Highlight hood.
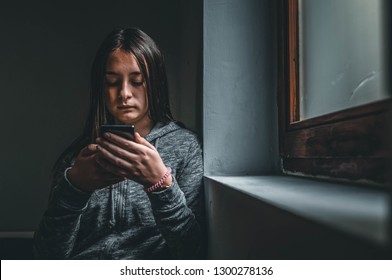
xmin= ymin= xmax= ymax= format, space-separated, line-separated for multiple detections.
xmin=145 ymin=122 xmax=182 ymax=143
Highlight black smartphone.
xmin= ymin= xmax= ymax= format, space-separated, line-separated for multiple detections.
xmin=99 ymin=125 xmax=135 ymax=141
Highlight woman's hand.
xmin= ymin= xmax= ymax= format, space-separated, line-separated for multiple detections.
xmin=67 ymin=144 xmax=125 ymax=192
xmin=95 ymin=132 xmax=172 ymax=187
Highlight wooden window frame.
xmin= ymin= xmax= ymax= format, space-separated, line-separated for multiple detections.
xmin=278 ymin=0 xmax=392 ymax=187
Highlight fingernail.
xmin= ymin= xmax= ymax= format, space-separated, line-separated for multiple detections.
xmin=104 ymin=133 xmax=110 ymax=138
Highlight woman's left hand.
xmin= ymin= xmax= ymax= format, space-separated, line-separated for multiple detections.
xmin=95 ymin=132 xmax=172 ymax=187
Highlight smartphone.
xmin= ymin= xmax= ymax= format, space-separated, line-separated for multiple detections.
xmin=99 ymin=124 xmax=135 ymax=141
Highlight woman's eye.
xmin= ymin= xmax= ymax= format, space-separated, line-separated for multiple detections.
xmin=131 ymin=81 xmax=144 ymax=87
xmin=105 ymin=80 xmax=117 ymax=86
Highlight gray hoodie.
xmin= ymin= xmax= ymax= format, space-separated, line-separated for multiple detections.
xmin=34 ymin=122 xmax=205 ymax=259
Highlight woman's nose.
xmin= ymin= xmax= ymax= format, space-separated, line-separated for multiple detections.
xmin=119 ymin=82 xmax=132 ymax=101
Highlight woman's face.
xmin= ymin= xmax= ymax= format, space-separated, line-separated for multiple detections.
xmin=104 ymin=49 xmax=152 ymax=128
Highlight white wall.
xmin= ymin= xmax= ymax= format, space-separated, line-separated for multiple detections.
xmin=203 ymin=0 xmax=279 ymax=176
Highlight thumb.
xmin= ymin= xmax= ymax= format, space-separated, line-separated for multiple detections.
xmin=135 ymin=132 xmax=156 ymax=151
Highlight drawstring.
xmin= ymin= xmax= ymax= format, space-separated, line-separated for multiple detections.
xmin=109 ymin=185 xmax=116 ymax=229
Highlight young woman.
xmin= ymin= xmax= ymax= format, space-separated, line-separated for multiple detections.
xmin=34 ymin=28 xmax=204 ymax=259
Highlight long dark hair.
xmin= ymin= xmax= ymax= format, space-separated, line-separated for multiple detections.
xmin=53 ymin=27 xmax=174 ymax=173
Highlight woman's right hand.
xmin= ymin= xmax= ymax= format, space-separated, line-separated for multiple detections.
xmin=67 ymin=144 xmax=124 ymax=192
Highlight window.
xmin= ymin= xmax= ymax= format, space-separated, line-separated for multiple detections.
xmin=278 ymin=0 xmax=392 ymax=186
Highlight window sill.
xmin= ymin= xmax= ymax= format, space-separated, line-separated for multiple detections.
xmin=205 ymin=175 xmax=390 ymax=246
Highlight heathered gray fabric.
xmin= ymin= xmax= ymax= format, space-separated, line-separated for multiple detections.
xmin=34 ymin=122 xmax=204 ymax=259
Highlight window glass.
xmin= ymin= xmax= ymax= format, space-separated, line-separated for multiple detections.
xmin=299 ymin=0 xmax=389 ymax=120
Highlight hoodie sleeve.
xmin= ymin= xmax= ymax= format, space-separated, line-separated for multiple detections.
xmin=147 ymin=138 xmax=205 ymax=259
xmin=33 ymin=158 xmax=93 ymax=259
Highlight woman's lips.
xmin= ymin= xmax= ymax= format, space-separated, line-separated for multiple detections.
xmin=118 ymin=105 xmax=136 ymax=110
